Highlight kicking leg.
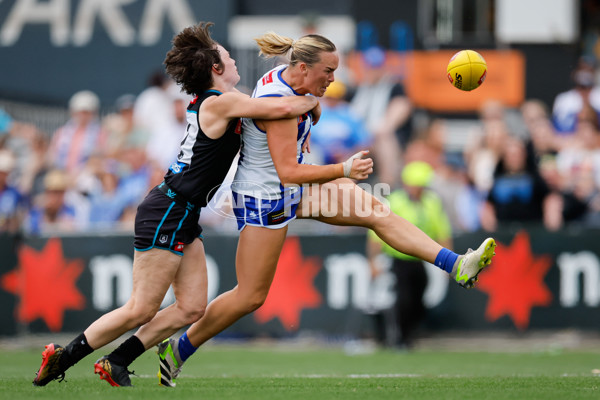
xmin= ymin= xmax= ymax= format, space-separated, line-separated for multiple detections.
xmin=298 ymin=178 xmax=495 ymax=287
xmin=298 ymin=178 xmax=442 ymax=262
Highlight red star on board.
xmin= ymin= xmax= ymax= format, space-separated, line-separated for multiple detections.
xmin=477 ymin=231 xmax=552 ymax=330
xmin=254 ymin=237 xmax=322 ymax=331
xmin=1 ymin=238 xmax=85 ymax=331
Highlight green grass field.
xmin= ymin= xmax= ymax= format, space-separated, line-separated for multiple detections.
xmin=2 ymin=341 xmax=599 ymax=400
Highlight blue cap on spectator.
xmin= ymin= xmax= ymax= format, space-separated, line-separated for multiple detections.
xmin=0 ymin=108 xmax=13 ymax=135
xmin=362 ymin=46 xmax=386 ymax=68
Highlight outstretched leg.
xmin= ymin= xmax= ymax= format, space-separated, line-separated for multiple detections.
xmin=297 ymin=178 xmax=442 ymax=262
xmin=297 ymin=178 xmax=495 ymax=287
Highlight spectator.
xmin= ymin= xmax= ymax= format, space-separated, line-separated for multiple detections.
xmin=552 ymin=56 xmax=600 ymax=135
xmin=118 ymin=146 xmax=153 ymax=209
xmin=431 ymin=153 xmax=483 ymax=234
xmin=521 ymin=99 xmax=550 ymax=130
xmin=146 ymin=96 xmax=188 ymax=169
xmin=404 ymin=118 xmax=446 ymax=172
xmin=86 ymin=160 xmax=130 ymax=230
xmin=464 ymin=118 xmax=510 ymax=194
xmin=402 ymin=118 xmax=481 ymax=232
xmin=555 ymin=105 xmax=600 ymax=186
xmin=307 ymin=80 xmax=371 ymax=165
xmin=480 ymin=136 xmax=562 ymax=231
xmin=554 ymin=105 xmax=600 ymax=226
xmin=9 ymin=124 xmax=52 ymax=199
xmin=102 ymin=94 xmax=150 ymax=159
xmin=0 ymin=149 xmax=26 ymax=232
xmin=23 ymin=169 xmax=89 ymax=234
xmin=350 ymin=46 xmax=412 ymax=185
xmin=49 ymin=90 xmax=107 ymax=178
xmin=133 ymin=70 xmax=187 ymax=170
xmin=366 ymin=161 xmax=452 ymax=349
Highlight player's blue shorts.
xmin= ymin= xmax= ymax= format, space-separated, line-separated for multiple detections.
xmin=232 ymin=188 xmax=303 ymax=230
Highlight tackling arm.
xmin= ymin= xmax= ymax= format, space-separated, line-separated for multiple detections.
xmin=216 ymin=92 xmax=318 ymax=120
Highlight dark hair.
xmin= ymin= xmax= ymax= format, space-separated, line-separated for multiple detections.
xmin=164 ymin=22 xmax=222 ymax=95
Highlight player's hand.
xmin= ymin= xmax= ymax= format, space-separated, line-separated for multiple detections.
xmin=302 ymin=132 xmax=311 ymax=153
xmin=342 ymin=150 xmax=373 ymax=180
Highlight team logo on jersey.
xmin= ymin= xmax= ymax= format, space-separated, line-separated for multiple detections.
xmin=262 ymin=70 xmax=275 ymax=86
xmin=169 ymin=161 xmax=186 ymax=174
xmin=159 ymin=234 xmax=168 ymax=244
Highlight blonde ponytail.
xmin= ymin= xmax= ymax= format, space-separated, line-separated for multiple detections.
xmin=255 ymin=32 xmax=295 ymax=58
xmin=254 ymin=32 xmax=336 ymax=67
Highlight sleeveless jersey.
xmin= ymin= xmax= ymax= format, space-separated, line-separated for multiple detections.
xmin=231 ymin=64 xmax=313 ymax=200
xmin=164 ymin=90 xmax=241 ymax=207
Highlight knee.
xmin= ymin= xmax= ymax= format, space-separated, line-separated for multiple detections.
xmin=370 ymin=202 xmax=394 ymax=229
xmin=238 ymin=291 xmax=268 ymax=314
xmin=177 ymin=303 xmax=206 ymax=326
xmin=248 ymin=293 xmax=268 ymax=313
xmin=132 ymin=307 xmax=159 ymax=326
xmin=125 ymin=302 xmax=160 ymax=326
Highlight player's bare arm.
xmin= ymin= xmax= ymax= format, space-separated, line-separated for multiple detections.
xmin=211 ymin=91 xmax=317 ymax=120
xmin=199 ymin=92 xmax=317 ymax=139
xmin=265 ymin=118 xmax=373 ymax=185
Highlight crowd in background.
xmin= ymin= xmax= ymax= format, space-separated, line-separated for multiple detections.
xmin=1 ymin=49 xmax=600 ymax=237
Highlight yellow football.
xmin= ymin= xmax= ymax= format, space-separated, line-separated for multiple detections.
xmin=447 ymin=50 xmax=487 ymax=91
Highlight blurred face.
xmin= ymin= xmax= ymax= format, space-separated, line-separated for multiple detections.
xmin=303 ymin=51 xmax=339 ymax=97
xmin=45 ymin=190 xmax=66 ymax=213
xmin=216 ymin=44 xmax=240 ymax=86
xmin=480 ymin=100 xmax=504 ymax=121
xmin=530 ymin=119 xmax=556 ymax=151
xmin=72 ymin=110 xmax=96 ymax=126
xmin=484 ymin=120 xmax=509 ymax=152
xmin=173 ymin=98 xmax=186 ymax=123
xmin=405 ymin=184 xmax=424 ymax=200
xmin=503 ymin=139 xmax=526 ymax=173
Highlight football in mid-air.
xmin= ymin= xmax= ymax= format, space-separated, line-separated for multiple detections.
xmin=446 ymin=50 xmax=487 ymax=91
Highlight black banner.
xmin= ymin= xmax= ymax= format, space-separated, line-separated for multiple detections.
xmin=1 ymin=228 xmax=600 ymax=337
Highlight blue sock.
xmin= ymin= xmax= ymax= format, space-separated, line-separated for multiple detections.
xmin=434 ymin=248 xmax=459 ymax=273
xmin=177 ymin=332 xmax=198 ymax=363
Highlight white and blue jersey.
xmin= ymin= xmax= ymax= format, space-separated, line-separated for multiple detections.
xmin=231 ymin=64 xmax=312 ymax=229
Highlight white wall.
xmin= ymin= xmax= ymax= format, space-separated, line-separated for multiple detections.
xmin=496 ymin=0 xmax=579 ymax=43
